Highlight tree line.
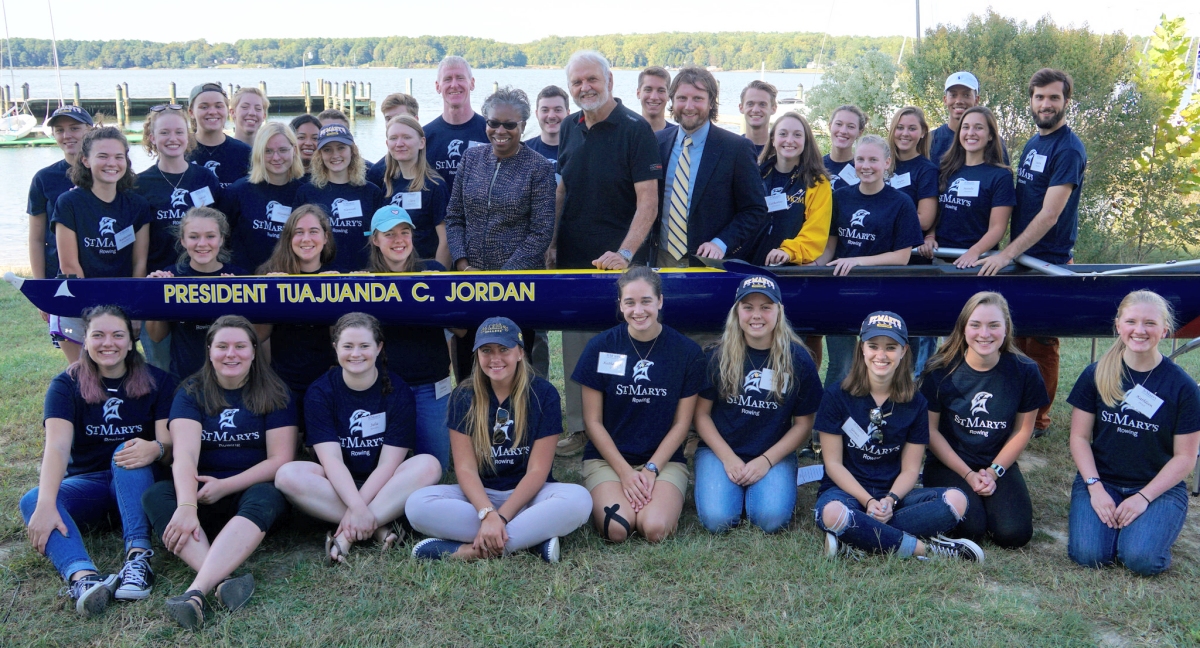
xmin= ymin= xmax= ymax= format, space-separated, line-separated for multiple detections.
xmin=0 ymin=32 xmax=903 ymax=70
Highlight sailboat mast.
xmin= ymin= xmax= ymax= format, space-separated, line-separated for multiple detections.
xmin=46 ymin=0 xmax=64 ymax=106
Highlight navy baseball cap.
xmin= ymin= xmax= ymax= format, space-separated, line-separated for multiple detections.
xmin=365 ymin=205 xmax=414 ymax=236
xmin=48 ymin=105 xmax=93 ymax=127
xmin=859 ymin=311 xmax=908 ymax=345
xmin=473 ymin=317 xmax=523 ymax=351
xmin=318 ymin=124 xmax=354 ymax=149
xmin=734 ymin=275 xmax=782 ymax=304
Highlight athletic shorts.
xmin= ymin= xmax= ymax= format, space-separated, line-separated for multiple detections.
xmin=582 ymin=459 xmax=689 ymax=497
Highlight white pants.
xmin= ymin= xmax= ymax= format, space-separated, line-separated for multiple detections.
xmin=406 ymin=482 xmax=592 ymax=553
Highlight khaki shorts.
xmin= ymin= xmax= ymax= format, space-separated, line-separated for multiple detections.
xmin=582 ymin=458 xmax=689 ymax=497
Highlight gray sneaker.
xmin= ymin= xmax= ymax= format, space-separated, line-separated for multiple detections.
xmin=925 ymin=535 xmax=985 ymax=563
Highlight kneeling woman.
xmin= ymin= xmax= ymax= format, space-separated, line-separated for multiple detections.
xmin=572 ymin=267 xmax=705 ymax=542
xmin=1067 ymin=290 xmax=1200 ymax=576
xmin=275 ymin=312 xmax=442 ymax=562
xmin=814 ymin=312 xmax=983 ymax=561
xmin=693 ymin=276 xmax=821 ymax=533
xmin=407 ymin=318 xmax=591 ymax=561
xmin=20 ymin=306 xmax=173 ymax=616
xmin=921 ymin=292 xmax=1047 ymax=548
xmin=143 ymin=316 xmax=297 ymax=629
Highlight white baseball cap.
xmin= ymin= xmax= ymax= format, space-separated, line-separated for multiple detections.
xmin=944 ymin=71 xmax=980 ymax=92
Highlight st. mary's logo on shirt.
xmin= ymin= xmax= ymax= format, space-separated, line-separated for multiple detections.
xmin=103 ymin=397 xmax=123 ymax=422
xmin=952 ymin=391 xmax=1006 ymax=438
xmin=344 ymin=409 xmax=384 ymax=451
xmin=1102 ymin=389 xmax=1163 ymax=438
xmin=839 ymin=209 xmax=875 ymax=247
xmin=615 ymin=358 xmax=667 ymax=401
xmin=85 ymin=397 xmax=144 ymax=438
xmin=941 ymin=178 xmax=975 ymax=210
xmin=726 ymin=369 xmax=781 ymax=416
xmin=202 ymin=408 xmax=259 ymax=445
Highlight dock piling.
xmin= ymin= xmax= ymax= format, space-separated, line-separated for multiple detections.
xmin=259 ymin=81 xmax=267 ymax=97
xmin=168 ymin=82 xmax=176 ymax=105
xmin=121 ymin=83 xmax=131 ymax=124
xmin=349 ymin=91 xmax=356 ymax=122
xmin=1 ymin=86 xmax=8 ymax=114
xmin=303 ymin=82 xmax=311 ymax=114
xmin=406 ymin=78 xmax=412 ymax=95
xmin=21 ymin=83 xmax=29 ymax=102
xmin=492 ymin=81 xmax=499 ymax=93
xmin=73 ymin=83 xmax=81 ymax=107
xmin=114 ymin=85 xmax=125 ymax=128
xmin=365 ymin=82 xmax=372 ymax=101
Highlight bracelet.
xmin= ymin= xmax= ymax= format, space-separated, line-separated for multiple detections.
xmin=177 ymin=502 xmax=198 ymax=509
xmin=1136 ymin=491 xmax=1151 ymax=504
xmin=760 ymin=454 xmax=773 ymax=468
xmin=155 ymin=440 xmax=165 ymax=461
xmin=497 ymin=512 xmax=509 ymax=525
xmin=962 ymin=468 xmax=973 ymax=480
xmin=867 ymin=498 xmax=878 ymax=507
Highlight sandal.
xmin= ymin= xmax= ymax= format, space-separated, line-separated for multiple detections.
xmin=325 ymin=531 xmax=350 ymax=564
xmin=165 ymin=589 xmax=211 ymax=630
xmin=214 ymin=573 xmax=255 ymax=612
xmin=375 ymin=522 xmax=404 ymax=553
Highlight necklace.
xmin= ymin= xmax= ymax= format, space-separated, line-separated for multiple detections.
xmin=158 ymin=165 xmax=187 ymax=193
xmin=627 ymin=329 xmax=660 ymax=362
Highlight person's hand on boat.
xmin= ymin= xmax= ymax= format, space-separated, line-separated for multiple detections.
xmin=319 ymin=270 xmax=340 ymax=275
xmin=112 ymin=437 xmax=159 ymax=470
xmin=1113 ymin=493 xmax=1149 ymax=529
xmin=472 ymin=511 xmax=508 ymax=558
xmin=918 ymin=235 xmax=938 ymax=259
xmin=953 ymin=249 xmax=984 ymax=269
xmin=620 ymin=467 xmax=653 ymax=511
xmin=764 ymin=249 xmax=791 ymax=266
xmin=696 ymin=242 xmax=725 ymax=259
xmin=456 ymin=259 xmax=479 ymax=272
xmin=976 ymin=252 xmax=1012 ymax=277
xmin=147 ymin=269 xmax=175 ymax=279
xmin=26 ymin=504 xmax=68 ymax=555
xmin=195 ymin=474 xmax=232 ymax=505
xmin=1088 ymin=484 xmax=1118 ymax=529
xmin=829 ymin=257 xmax=862 ymax=276
xmin=545 ymin=246 xmax=557 ymax=270
xmin=592 ymin=251 xmax=630 ymax=271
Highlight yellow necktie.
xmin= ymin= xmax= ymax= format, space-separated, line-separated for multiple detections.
xmin=665 ymin=135 xmax=692 ymax=260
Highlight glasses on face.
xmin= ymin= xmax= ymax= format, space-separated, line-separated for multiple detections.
xmin=150 ymin=104 xmax=184 ymax=112
xmin=265 ymin=146 xmax=294 ymax=158
xmin=486 ymin=119 xmax=520 ymax=130
xmin=492 ymin=408 xmax=511 ymax=445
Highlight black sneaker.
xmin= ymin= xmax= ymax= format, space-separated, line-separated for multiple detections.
xmin=925 ymin=535 xmax=985 ymax=563
xmin=411 ymin=538 xmax=463 ymax=560
xmin=61 ymin=573 xmax=117 ymax=616
xmin=115 ymin=550 xmax=155 ymax=600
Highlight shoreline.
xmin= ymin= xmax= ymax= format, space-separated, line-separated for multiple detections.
xmin=4 ymin=65 xmax=824 ymax=74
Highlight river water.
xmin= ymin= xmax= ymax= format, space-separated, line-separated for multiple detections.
xmin=0 ymin=67 xmax=821 ymax=269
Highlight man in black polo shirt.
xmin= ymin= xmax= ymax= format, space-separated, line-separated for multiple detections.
xmin=552 ymin=49 xmax=662 ymax=454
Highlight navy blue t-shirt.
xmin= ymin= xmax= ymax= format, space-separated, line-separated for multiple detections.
xmin=136 ymin=164 xmax=223 ymax=272
xmin=380 ymin=174 xmax=449 ymax=261
xmin=294 ymin=181 xmax=384 ymax=272
xmin=44 ymin=366 xmax=173 ymax=477
xmin=304 ymin=368 xmax=416 ymax=481
xmin=889 ymin=156 xmax=939 ymax=209
xmin=701 ymin=344 xmax=823 ymax=460
xmin=52 ymin=189 xmax=153 ymax=278
xmin=365 ymin=156 xmax=387 ymax=188
xmin=188 ymin=137 xmax=252 ymax=187
xmin=379 ymin=261 xmax=450 ymax=386
xmin=166 ymin=262 xmax=248 ymax=380
xmin=423 ymin=114 xmax=489 ymax=187
xmin=831 ymin=184 xmax=923 ymax=260
xmin=823 ymin=154 xmax=858 ymax=191
xmin=750 ymin=166 xmax=813 ymax=265
xmin=220 ymin=177 xmax=303 ymax=272
xmin=1067 ymin=358 xmax=1200 ymax=489
xmin=571 ymin=324 xmax=706 ymax=465
xmin=935 ymin=164 xmax=1016 ymax=250
xmin=931 ymin=124 xmax=1011 ymax=167
xmin=920 ymin=353 xmax=1048 ymax=468
xmin=815 ymin=387 xmax=929 ymax=496
xmin=447 ymin=376 xmax=561 ymax=491
xmin=27 ymin=159 xmax=75 ymax=277
xmin=1012 ymin=125 xmax=1087 ymax=264
xmin=523 ymin=137 xmax=559 ymax=167
xmin=170 ymin=382 xmax=297 ymax=478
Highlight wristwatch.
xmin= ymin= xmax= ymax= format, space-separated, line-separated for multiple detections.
xmin=618 ymin=248 xmax=634 ymax=263
xmin=477 ymin=506 xmax=495 ymax=521
xmin=644 ymin=462 xmax=659 ymax=475
xmin=990 ymin=463 xmax=1006 ymax=478
xmin=886 ymin=491 xmax=902 ymax=505
xmin=1085 ymin=477 xmax=1102 ymax=487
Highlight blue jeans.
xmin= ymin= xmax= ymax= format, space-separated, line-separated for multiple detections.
xmin=694 ymin=448 xmax=798 ymax=533
xmin=18 ymin=442 xmax=156 ymax=580
xmin=1067 ymin=474 xmax=1188 ymax=576
xmin=824 ymin=336 xmax=857 ymax=389
xmin=912 ymin=337 xmax=938 ymax=378
xmin=412 ymin=382 xmax=450 ymax=471
xmin=139 ymin=327 xmax=171 ymax=373
xmin=815 ymin=486 xmax=963 ymax=557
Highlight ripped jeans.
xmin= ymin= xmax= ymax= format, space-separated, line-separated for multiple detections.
xmin=814 ymin=486 xmax=964 ymax=557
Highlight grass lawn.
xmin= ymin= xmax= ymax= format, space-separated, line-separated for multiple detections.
xmin=1 ymin=279 xmax=1199 ymax=647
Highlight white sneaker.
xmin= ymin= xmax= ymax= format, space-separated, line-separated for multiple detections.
xmin=115 ymin=550 xmax=155 ymax=600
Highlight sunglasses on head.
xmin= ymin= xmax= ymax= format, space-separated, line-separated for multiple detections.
xmin=150 ymin=104 xmax=184 ymax=112
xmin=486 ymin=119 xmax=520 ymax=130
xmin=492 ymin=408 xmax=511 ymax=445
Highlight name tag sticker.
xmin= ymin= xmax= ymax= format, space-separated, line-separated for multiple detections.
xmin=190 ymin=186 xmax=215 ymax=206
xmin=114 ymin=226 xmax=135 ymax=250
xmin=338 ymin=200 xmax=363 ymax=218
xmin=361 ymin=412 xmax=386 ymax=438
xmin=598 ymin=352 xmax=627 ymax=376
xmin=1031 ymin=154 xmax=1048 ymax=173
xmin=842 ymin=416 xmax=869 ymax=448
xmin=434 ymin=376 xmax=452 ymax=400
xmin=838 ymin=165 xmax=860 ymax=186
xmin=401 ymin=192 xmax=422 ymax=210
xmin=1124 ymin=384 xmax=1164 ymax=419
xmin=269 ymin=204 xmax=293 ymax=223
xmin=889 ymin=172 xmax=911 ymax=189
xmin=765 ymin=193 xmax=789 ymax=212
xmin=956 ymin=180 xmax=980 ymax=197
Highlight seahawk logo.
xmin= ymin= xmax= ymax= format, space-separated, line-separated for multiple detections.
xmin=632 ymin=360 xmax=653 ymax=382
xmin=170 ymin=188 xmax=189 ymax=208
xmin=970 ymin=392 xmax=993 ymax=416
xmin=743 ymin=370 xmax=763 ymax=394
xmin=850 ymin=209 xmax=869 ymax=228
xmin=389 ymin=192 xmax=405 ymax=207
xmin=1119 ymin=393 xmax=1139 ymax=414
xmin=770 ymin=187 xmax=785 ymax=196
xmin=330 ymin=198 xmax=348 ymax=219
xmin=219 ymin=408 xmax=239 ymax=429
xmin=102 ymin=397 xmax=123 ymax=422
xmin=948 ymin=178 xmax=968 ymax=195
xmin=98 ymin=217 xmax=117 ymax=236
xmin=1023 ymin=149 xmax=1038 ymax=169
xmin=265 ymin=200 xmax=282 ymax=217
xmin=349 ymin=409 xmax=372 ymax=436
xmin=447 ymin=139 xmax=463 ymax=158
xmin=204 ymin=160 xmax=220 ymax=173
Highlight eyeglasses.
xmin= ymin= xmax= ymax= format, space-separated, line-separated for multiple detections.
xmin=486 ymin=119 xmax=520 ymax=130
xmin=491 ymin=408 xmax=511 ymax=445
xmin=150 ymin=104 xmax=184 ymax=112
xmin=264 ymin=145 xmax=294 ymax=157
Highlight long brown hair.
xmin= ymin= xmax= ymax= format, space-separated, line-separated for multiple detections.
xmin=1094 ymin=291 xmax=1176 ymax=407
xmin=758 ymin=111 xmax=828 ymax=190
xmin=383 ymin=115 xmax=440 ymax=195
xmin=310 ymin=138 xmax=366 ymax=189
xmin=938 ymin=106 xmax=1008 ymax=192
xmin=185 ymin=315 xmax=290 ymax=416
xmin=923 ymin=292 xmax=1026 ymax=378
xmin=366 ymin=223 xmax=426 ymax=273
xmin=69 ymin=127 xmax=137 ymax=192
xmin=68 ymin=305 xmax=157 ymax=404
xmin=256 ymin=204 xmax=337 ymax=274
xmin=713 ymin=297 xmax=806 ymax=403
xmin=457 ymin=347 xmax=535 ymax=471
xmin=330 ymin=312 xmax=393 ymax=395
xmin=841 ymin=333 xmax=916 ymax=403
xmin=887 ymin=106 xmax=931 ymax=160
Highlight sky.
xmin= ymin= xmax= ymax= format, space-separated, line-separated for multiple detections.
xmin=3 ymin=0 xmax=1199 ymax=44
